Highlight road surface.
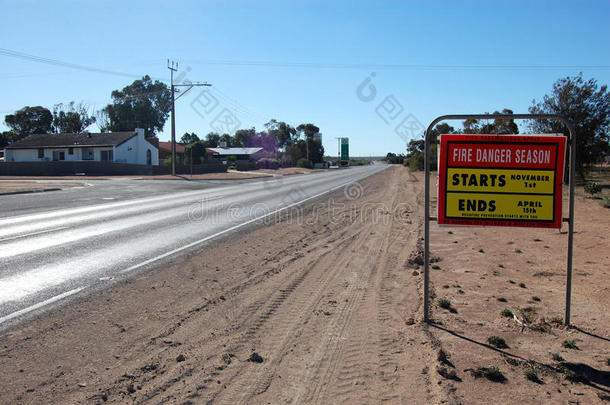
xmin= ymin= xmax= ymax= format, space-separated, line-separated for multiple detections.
xmin=0 ymin=165 xmax=386 ymax=329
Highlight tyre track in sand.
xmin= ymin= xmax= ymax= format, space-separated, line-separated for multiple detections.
xmin=213 ymin=198 xmax=381 ymax=404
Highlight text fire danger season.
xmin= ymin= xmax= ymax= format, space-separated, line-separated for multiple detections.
xmin=438 ymin=134 xmax=567 ymax=228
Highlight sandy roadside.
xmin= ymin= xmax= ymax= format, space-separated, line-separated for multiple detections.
xmin=0 ymin=166 xmax=607 ymax=404
xmin=424 ymin=169 xmax=610 ymax=404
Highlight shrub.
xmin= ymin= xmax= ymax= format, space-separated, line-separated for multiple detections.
xmin=517 ymin=307 xmax=538 ymax=324
xmin=501 ymin=308 xmax=513 ymax=318
xmin=601 ymin=195 xmax=610 ymax=208
xmin=406 ymin=151 xmax=424 ymax=171
xmin=563 ymin=369 xmax=588 ymax=383
xmin=471 ymin=366 xmax=506 ymax=382
xmin=436 ymin=297 xmax=451 ymax=309
xmin=228 ymin=164 xmax=236 ymax=170
xmin=487 ymin=336 xmax=509 ymax=349
xmin=257 ymin=158 xmax=281 ymax=169
xmin=524 ymin=368 xmax=540 ymax=383
xmin=551 ymin=353 xmax=564 ymax=362
xmin=563 ymin=340 xmax=579 ymax=350
xmin=584 ymin=181 xmax=602 ymax=196
xmin=221 ymin=353 xmax=234 ymax=365
xmin=484 ymin=366 xmax=505 ymax=382
xmin=296 ymin=158 xmax=313 ymax=169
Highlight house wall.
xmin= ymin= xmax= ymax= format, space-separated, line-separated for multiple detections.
xmin=114 ymin=136 xmax=138 ymax=164
xmin=5 ymin=149 xmax=39 ymax=162
xmin=5 ymin=147 xmax=114 ymax=162
xmin=115 ymin=129 xmax=158 ymax=165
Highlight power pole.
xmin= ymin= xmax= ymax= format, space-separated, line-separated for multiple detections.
xmin=168 ymin=59 xmax=212 ymax=176
xmin=168 ymin=60 xmax=178 ymax=176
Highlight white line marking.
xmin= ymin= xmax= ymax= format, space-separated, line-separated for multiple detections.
xmin=0 ymin=287 xmax=85 ymax=325
xmin=0 ymin=226 xmax=69 ymax=243
xmin=120 ymin=173 xmax=381 ymax=274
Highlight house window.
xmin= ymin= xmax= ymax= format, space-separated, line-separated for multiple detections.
xmin=101 ymin=150 xmax=113 ymax=162
xmin=52 ymin=151 xmax=65 ymax=161
xmin=82 ymin=148 xmax=94 ymax=160
xmin=146 ymin=149 xmax=152 ymax=165
xmin=38 ymin=148 xmax=44 ymax=159
xmin=68 ymin=148 xmax=74 ymax=155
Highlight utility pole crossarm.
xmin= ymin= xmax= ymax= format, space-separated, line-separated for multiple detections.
xmin=174 ymin=82 xmax=212 ymax=101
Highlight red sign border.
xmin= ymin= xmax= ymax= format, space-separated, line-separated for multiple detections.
xmin=437 ymin=134 xmax=567 ymax=228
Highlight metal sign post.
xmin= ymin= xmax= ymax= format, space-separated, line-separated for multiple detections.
xmin=423 ymin=114 xmax=576 ymax=325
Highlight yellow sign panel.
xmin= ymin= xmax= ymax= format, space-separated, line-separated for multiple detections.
xmin=446 ymin=193 xmax=555 ymax=221
xmin=446 ymin=168 xmax=555 ymax=194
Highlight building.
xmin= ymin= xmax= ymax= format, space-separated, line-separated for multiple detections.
xmin=205 ymin=147 xmax=263 ymax=161
xmin=158 ymin=142 xmax=186 ymax=165
xmin=3 ymin=128 xmax=159 ymax=165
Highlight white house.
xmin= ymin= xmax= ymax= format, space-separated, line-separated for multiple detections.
xmin=3 ymin=128 xmax=159 ymax=165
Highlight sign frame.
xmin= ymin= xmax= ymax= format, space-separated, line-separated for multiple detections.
xmin=437 ymin=134 xmax=567 ymax=228
xmin=423 ymin=114 xmax=576 ymax=325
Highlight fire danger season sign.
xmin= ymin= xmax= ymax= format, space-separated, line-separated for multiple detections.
xmin=438 ymin=134 xmax=567 ymax=228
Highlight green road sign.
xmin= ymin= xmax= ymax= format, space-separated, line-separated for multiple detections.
xmin=340 ymin=138 xmax=349 ymax=162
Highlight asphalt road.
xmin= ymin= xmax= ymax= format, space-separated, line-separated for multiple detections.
xmin=0 ymin=165 xmax=387 ymax=329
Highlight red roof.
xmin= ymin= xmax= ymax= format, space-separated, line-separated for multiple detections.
xmin=158 ymin=142 xmax=186 ymax=153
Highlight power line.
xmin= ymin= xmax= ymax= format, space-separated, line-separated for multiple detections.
xmin=0 ymin=48 xmax=146 ymax=79
xmin=181 ymin=58 xmax=610 ymax=71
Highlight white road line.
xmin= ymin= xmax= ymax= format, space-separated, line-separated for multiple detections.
xmin=0 ymin=287 xmax=85 ymax=325
xmin=0 ymin=226 xmax=69 ymax=243
xmin=121 ymin=174 xmax=378 ymax=274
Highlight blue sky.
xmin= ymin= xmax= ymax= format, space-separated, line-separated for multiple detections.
xmin=1 ymin=0 xmax=609 ymax=156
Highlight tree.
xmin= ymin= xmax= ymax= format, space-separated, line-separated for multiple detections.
xmin=248 ymin=131 xmax=279 ymax=155
xmin=219 ymin=133 xmax=233 ymax=147
xmin=306 ymin=137 xmax=324 ymax=163
xmin=204 ymin=132 xmax=220 ymax=148
xmin=180 ymin=132 xmax=199 ymax=144
xmin=265 ymin=119 xmax=297 ymax=148
xmin=404 ymin=123 xmax=456 ymax=171
xmin=233 ymin=127 xmax=256 ymax=147
xmin=101 ymin=75 xmax=171 ymax=137
xmin=296 ymin=123 xmax=320 ymax=140
xmin=386 ymin=152 xmax=405 ymax=164
xmin=185 ymin=141 xmax=207 ymax=164
xmin=4 ymin=106 xmax=53 ymax=139
xmin=0 ymin=131 xmax=11 ymax=148
xmin=52 ymin=102 xmax=96 ymax=133
xmin=463 ymin=109 xmax=518 ymax=135
xmin=528 ymin=73 xmax=610 ymax=178
xmin=96 ymin=109 xmax=111 ymax=133
xmin=286 ymin=140 xmax=306 ymax=163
